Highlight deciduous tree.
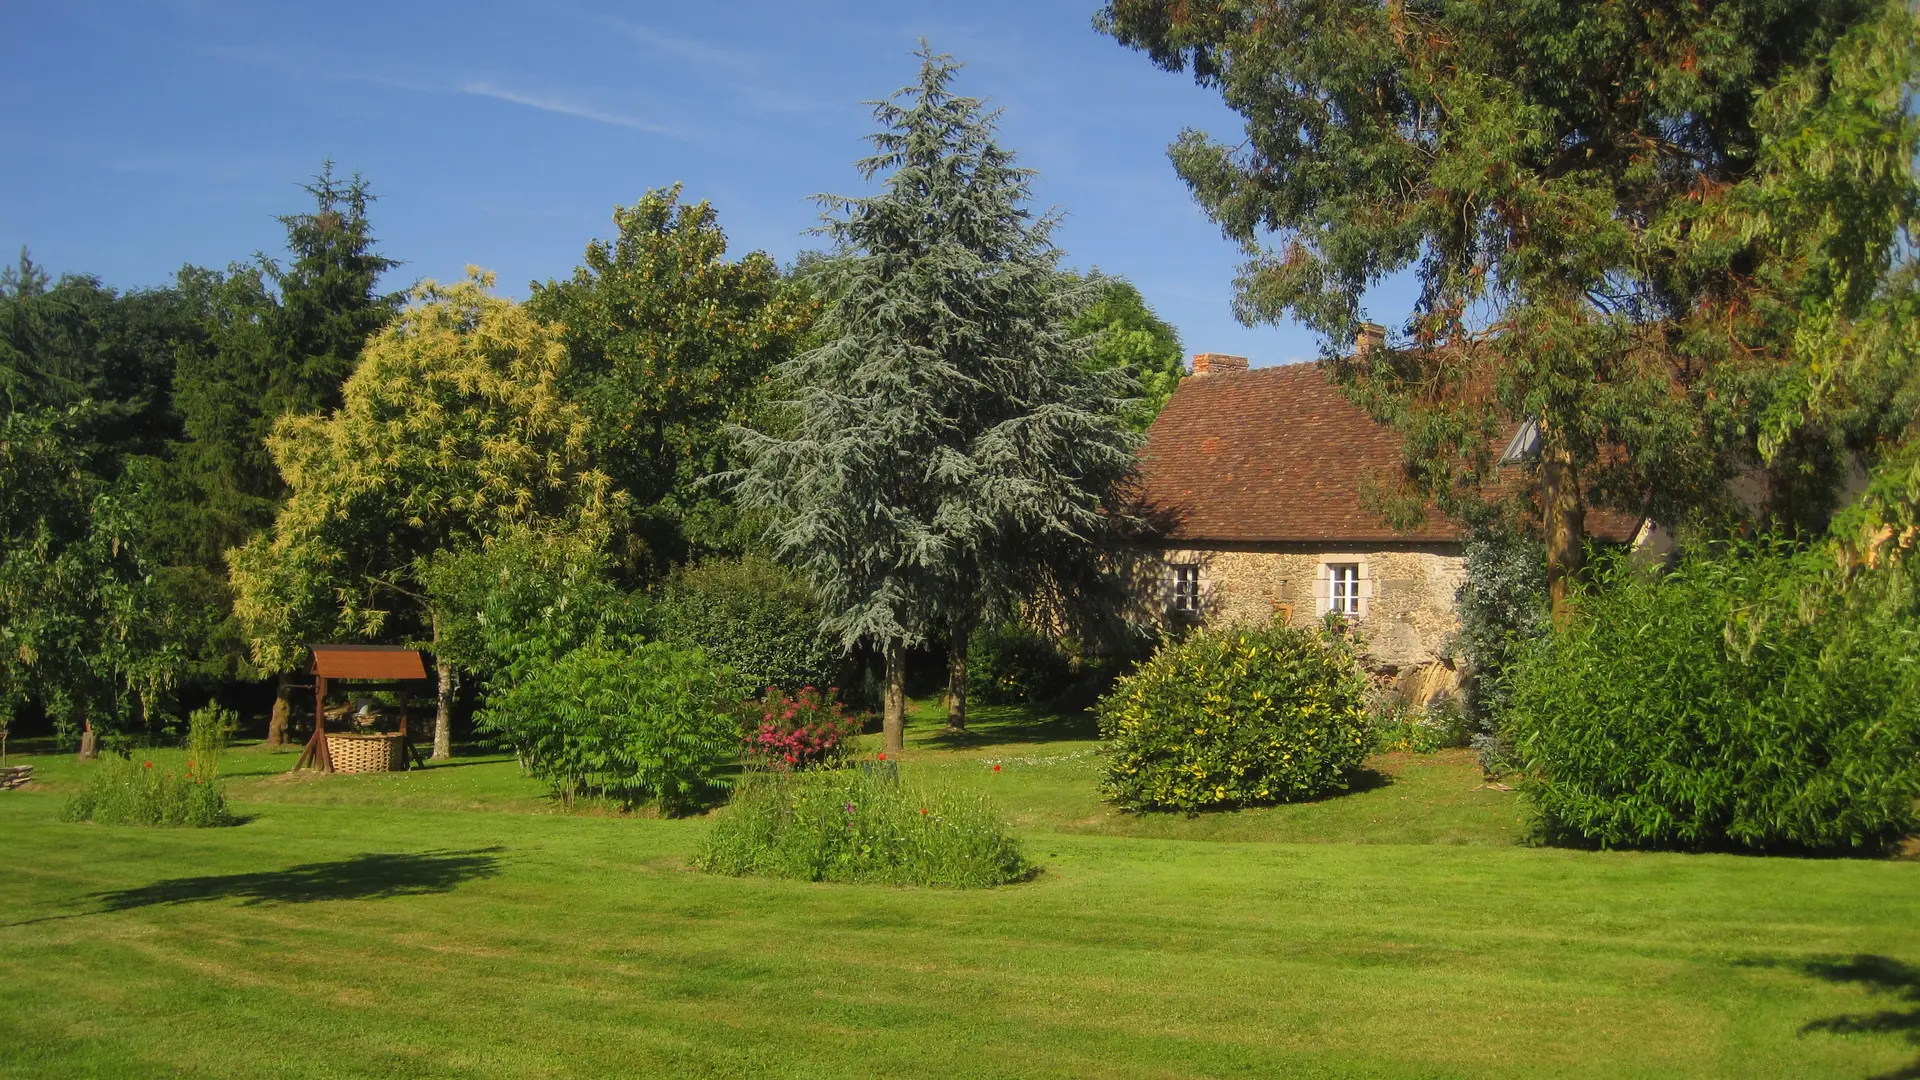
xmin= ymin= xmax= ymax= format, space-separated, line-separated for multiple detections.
xmin=229 ymin=272 xmax=623 ymax=758
xmin=1100 ymin=0 xmax=1920 ymax=618
xmin=528 ymin=187 xmax=812 ymax=574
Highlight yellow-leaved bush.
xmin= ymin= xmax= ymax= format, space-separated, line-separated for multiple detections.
xmin=1098 ymin=621 xmax=1371 ymax=812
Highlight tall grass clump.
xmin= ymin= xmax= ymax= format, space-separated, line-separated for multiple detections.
xmin=696 ymin=767 xmax=1031 ymax=888
xmin=63 ymin=705 xmax=238 ymax=827
xmin=1506 ymin=542 xmax=1920 ymax=852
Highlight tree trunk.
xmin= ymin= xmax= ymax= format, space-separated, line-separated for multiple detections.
xmin=433 ymin=666 xmax=453 ymax=762
xmin=882 ymin=638 xmax=907 ymax=756
xmin=946 ymin=624 xmax=969 ymax=733
xmin=77 ymin=718 xmax=97 ymax=760
xmin=1541 ymin=444 xmax=1587 ymax=625
xmin=266 ymin=672 xmax=291 ymax=749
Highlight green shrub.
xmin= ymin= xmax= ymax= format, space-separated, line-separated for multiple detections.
xmin=1453 ymin=530 xmax=1547 ymax=769
xmin=62 ymin=754 xmax=234 ymax=827
xmin=696 ymin=766 xmax=1031 ymax=888
xmin=477 ymin=639 xmax=741 ymax=815
xmin=655 ymin=555 xmax=838 ymax=692
xmin=965 ymin=622 xmax=1073 ymax=705
xmin=1097 ymin=621 xmax=1372 ymax=812
xmin=1506 ymin=543 xmax=1920 ymax=852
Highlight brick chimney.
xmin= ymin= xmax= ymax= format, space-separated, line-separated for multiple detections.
xmin=1355 ymin=323 xmax=1386 ymax=357
xmin=1190 ymin=352 xmax=1250 ymax=377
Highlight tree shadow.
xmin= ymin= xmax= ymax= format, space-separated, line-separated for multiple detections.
xmin=918 ymin=704 xmax=1100 ymax=749
xmin=1745 ymin=954 xmax=1920 ymax=1079
xmin=88 ymin=847 xmax=506 ymax=913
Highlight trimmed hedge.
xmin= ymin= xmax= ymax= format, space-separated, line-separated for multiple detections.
xmin=655 ymin=556 xmax=839 ymax=693
xmin=1506 ymin=545 xmax=1920 ymax=852
xmin=1098 ymin=621 xmax=1371 ymax=812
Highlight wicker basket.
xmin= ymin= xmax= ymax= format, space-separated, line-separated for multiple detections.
xmin=325 ymin=732 xmax=405 ymax=774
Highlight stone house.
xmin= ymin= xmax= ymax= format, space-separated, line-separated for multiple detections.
xmin=1132 ymin=349 xmax=1638 ymax=691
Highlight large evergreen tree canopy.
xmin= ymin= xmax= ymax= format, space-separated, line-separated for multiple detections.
xmin=170 ymin=163 xmax=404 ymax=564
xmin=732 ymin=47 xmax=1139 ymax=749
xmin=1100 ymin=0 xmax=1920 ymax=612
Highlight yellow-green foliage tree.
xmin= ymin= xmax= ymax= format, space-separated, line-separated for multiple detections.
xmin=229 ymin=271 xmax=623 ymax=757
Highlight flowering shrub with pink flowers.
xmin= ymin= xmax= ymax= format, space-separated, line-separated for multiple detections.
xmin=743 ymin=686 xmax=864 ymax=771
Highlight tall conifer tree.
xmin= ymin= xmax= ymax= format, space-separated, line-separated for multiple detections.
xmin=733 ymin=47 xmax=1139 ymax=750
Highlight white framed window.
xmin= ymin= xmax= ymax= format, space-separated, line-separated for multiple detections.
xmin=1170 ymin=564 xmax=1201 ymax=613
xmin=1328 ymin=563 xmax=1361 ymax=616
xmin=1314 ymin=558 xmax=1369 ymax=618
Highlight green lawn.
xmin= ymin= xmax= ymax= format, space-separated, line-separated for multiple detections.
xmin=3 ymin=702 xmax=1918 ymax=1079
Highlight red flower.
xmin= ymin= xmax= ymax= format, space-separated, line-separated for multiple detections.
xmin=876 ymin=752 xmax=886 ymax=761
xmin=918 ymin=807 xmax=928 ymax=815
xmin=143 ymin=761 xmax=152 ymax=769
xmin=991 ymin=764 xmax=1001 ymax=772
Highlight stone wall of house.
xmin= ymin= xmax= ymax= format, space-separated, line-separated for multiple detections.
xmin=1146 ymin=544 xmax=1468 ymax=676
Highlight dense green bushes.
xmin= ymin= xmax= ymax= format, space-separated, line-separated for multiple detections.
xmin=1452 ymin=531 xmax=1547 ymax=768
xmin=1507 ymin=545 xmax=1920 ymax=852
xmin=477 ymin=639 xmax=740 ymax=814
xmin=965 ymin=622 xmax=1073 ymax=705
xmin=696 ymin=766 xmax=1030 ymax=887
xmin=654 ymin=556 xmax=839 ymax=692
xmin=1098 ymin=621 xmax=1371 ymax=812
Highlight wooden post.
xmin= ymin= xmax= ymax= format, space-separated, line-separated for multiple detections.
xmin=315 ymin=675 xmax=333 ymax=772
xmin=297 ymin=673 xmax=335 ymax=773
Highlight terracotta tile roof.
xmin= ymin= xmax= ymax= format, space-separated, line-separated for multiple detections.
xmin=1136 ymin=362 xmax=1641 ymax=545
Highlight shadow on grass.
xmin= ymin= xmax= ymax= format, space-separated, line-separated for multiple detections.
xmin=90 ymin=847 xmax=506 ymax=913
xmin=1745 ymin=954 xmax=1920 ymax=1080
xmin=1107 ymin=766 xmax=1394 ymax=818
xmin=918 ymin=703 xmax=1100 ymax=749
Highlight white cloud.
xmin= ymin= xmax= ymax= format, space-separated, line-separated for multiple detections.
xmin=457 ymin=81 xmax=680 ymax=136
xmin=587 ymin=14 xmax=755 ymax=70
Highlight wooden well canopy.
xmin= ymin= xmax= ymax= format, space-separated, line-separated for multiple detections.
xmin=311 ymin=644 xmax=430 ymax=681
xmin=297 ymin=645 xmax=435 ymax=773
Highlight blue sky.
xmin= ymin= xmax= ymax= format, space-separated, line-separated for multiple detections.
xmin=2 ymin=1 xmax=1415 ymax=367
